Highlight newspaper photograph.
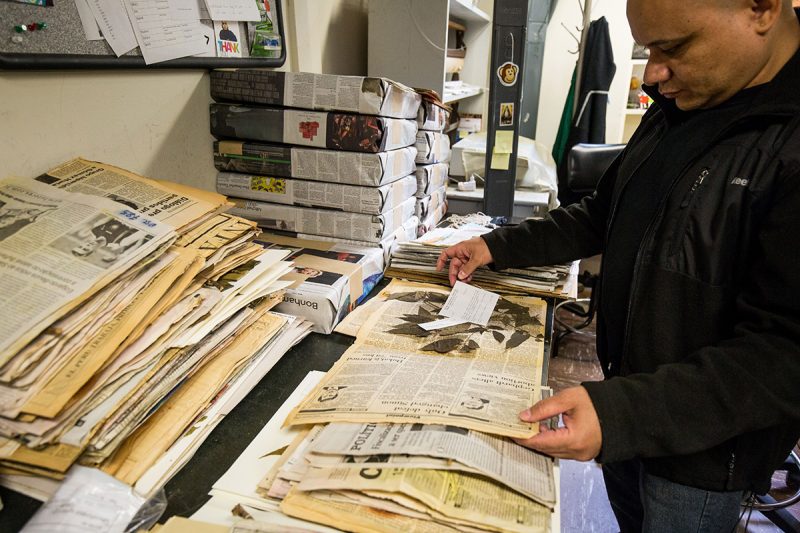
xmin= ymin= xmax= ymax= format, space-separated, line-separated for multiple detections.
xmin=0 ymin=177 xmax=175 ymax=362
xmin=309 ymin=422 xmax=556 ymax=508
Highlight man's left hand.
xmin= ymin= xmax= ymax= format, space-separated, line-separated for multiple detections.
xmin=513 ymin=386 xmax=602 ymax=461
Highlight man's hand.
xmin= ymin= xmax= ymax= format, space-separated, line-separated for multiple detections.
xmin=435 ymin=237 xmax=494 ymax=286
xmin=513 ymin=386 xmax=602 ymax=461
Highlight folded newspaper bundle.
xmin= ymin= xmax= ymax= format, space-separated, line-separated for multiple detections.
xmin=217 ymin=172 xmax=417 ymax=216
xmin=415 ymin=130 xmax=452 ymax=164
xmin=213 ymin=141 xmax=418 ymax=187
xmin=0 ymin=159 xmax=312 ymax=500
xmin=386 ymin=218 xmax=578 ymax=300
xmin=417 ymin=187 xmax=448 ymax=236
xmin=415 ymin=185 xmax=447 ymax=221
xmin=415 ymin=161 xmax=449 ymax=198
xmin=211 ymin=104 xmax=418 ymax=154
xmin=256 ymin=233 xmax=386 ymax=334
xmin=229 ymin=196 xmax=416 ymax=243
xmin=210 ymin=70 xmax=422 ymax=119
xmin=191 ymin=281 xmax=556 ymax=532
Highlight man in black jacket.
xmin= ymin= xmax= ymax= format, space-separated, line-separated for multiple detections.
xmin=437 ymin=0 xmax=800 ymax=530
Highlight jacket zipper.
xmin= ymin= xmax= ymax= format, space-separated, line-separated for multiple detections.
xmin=668 ymin=168 xmax=709 ymax=256
xmin=727 ymin=452 xmax=736 ymax=486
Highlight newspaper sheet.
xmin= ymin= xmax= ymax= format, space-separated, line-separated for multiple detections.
xmin=295 ymin=467 xmax=550 ymax=533
xmin=37 ymin=158 xmax=229 ymax=233
xmin=281 ymin=489 xmax=463 ymax=533
xmin=217 ymin=172 xmax=417 ymax=215
xmin=285 ymin=279 xmax=546 ymax=438
xmin=309 ymin=422 xmax=555 ymax=508
xmin=0 ymin=177 xmax=175 ymax=362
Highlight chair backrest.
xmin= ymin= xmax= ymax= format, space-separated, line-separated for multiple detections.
xmin=567 ymin=143 xmax=625 ymax=194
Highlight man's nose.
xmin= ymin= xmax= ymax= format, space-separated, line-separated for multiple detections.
xmin=643 ymin=57 xmax=671 ymax=86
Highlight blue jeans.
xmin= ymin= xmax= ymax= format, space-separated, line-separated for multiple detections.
xmin=602 ymin=459 xmax=744 ymax=533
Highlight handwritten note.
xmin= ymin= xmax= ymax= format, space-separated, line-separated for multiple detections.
xmin=438 ymin=281 xmax=499 ymax=327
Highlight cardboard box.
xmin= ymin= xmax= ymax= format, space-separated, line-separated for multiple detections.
xmin=229 ymin=196 xmax=417 ymax=243
xmin=211 ymin=103 xmax=418 ymax=153
xmin=214 ymin=141 xmax=417 ymax=187
xmin=415 ymin=131 xmax=451 ymax=164
xmin=415 ymin=162 xmax=449 ymax=197
xmin=217 ymin=172 xmax=417 ymax=215
xmin=256 ymin=233 xmax=386 ymax=334
xmin=416 ymin=100 xmax=450 ymax=132
xmin=211 ymin=70 xmax=421 ymax=119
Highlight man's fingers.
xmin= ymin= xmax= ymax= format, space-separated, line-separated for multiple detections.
xmin=449 ymin=257 xmax=464 ymax=286
xmin=513 ymin=428 xmax=572 ymax=457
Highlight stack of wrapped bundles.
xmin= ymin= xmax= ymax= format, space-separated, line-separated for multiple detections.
xmin=414 ymin=91 xmax=451 ymax=235
xmin=0 ymin=158 xmax=312 ymax=502
xmin=210 ymin=70 xmax=423 ymax=247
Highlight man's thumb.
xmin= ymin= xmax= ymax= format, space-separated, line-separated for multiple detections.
xmin=457 ymin=256 xmax=481 ymax=280
xmin=520 ymin=397 xmax=564 ymax=422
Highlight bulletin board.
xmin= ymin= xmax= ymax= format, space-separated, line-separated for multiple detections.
xmin=0 ymin=0 xmax=285 ymax=69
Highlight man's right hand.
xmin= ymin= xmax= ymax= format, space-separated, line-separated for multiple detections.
xmin=435 ymin=236 xmax=494 ymax=286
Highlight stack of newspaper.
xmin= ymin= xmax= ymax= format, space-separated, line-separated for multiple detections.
xmin=386 ymin=216 xmax=578 ymax=300
xmin=210 ymin=70 xmax=423 ymax=250
xmin=415 ymin=92 xmax=451 ymax=235
xmin=189 ymin=280 xmax=558 ymax=532
xmin=0 ymin=158 xmax=311 ymax=501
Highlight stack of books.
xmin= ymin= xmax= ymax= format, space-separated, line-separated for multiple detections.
xmin=414 ymin=93 xmax=451 ymax=235
xmin=0 ymin=159 xmax=312 ymax=501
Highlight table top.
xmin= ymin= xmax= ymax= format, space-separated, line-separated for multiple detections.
xmin=0 ymin=281 xmax=555 ymax=531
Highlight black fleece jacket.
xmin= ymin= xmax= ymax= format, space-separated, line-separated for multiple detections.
xmin=482 ymin=45 xmax=800 ymax=493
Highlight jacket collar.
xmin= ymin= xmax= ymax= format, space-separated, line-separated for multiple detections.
xmin=642 ymin=8 xmax=800 ymax=122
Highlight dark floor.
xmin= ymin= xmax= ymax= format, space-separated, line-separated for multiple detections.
xmin=551 ymin=259 xmax=797 ymax=532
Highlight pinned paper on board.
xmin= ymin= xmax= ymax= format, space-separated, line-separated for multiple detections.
xmin=490 ymin=130 xmax=514 ymax=170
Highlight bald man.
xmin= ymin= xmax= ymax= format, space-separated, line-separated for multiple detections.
xmin=437 ymin=1 xmax=800 ymax=530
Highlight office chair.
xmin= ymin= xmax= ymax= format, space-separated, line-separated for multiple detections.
xmin=744 ymin=446 xmax=800 ymax=532
xmin=552 ymin=143 xmax=624 ymax=358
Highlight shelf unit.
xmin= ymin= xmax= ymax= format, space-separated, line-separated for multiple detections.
xmin=619 ymin=57 xmax=649 ymax=142
xmin=368 ymin=0 xmax=492 ymax=118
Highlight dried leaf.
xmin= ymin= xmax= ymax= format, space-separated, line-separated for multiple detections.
xmin=505 ymin=330 xmax=530 ymax=349
xmin=492 ymin=330 xmax=505 ymax=343
xmin=421 ymin=337 xmax=463 ymax=353
xmin=440 ymin=323 xmax=472 ymax=334
xmin=401 ymin=314 xmax=431 ymax=324
xmin=465 ymin=339 xmax=480 ymax=351
xmin=387 ymin=324 xmax=427 ymax=336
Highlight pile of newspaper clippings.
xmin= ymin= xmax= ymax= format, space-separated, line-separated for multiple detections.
xmin=186 ymin=279 xmax=558 ymax=533
xmin=0 ymin=158 xmax=312 ymax=501
xmin=387 ymin=216 xmax=579 ymax=300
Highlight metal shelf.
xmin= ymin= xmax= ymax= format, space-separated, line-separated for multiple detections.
xmin=449 ymin=0 xmax=491 ymax=23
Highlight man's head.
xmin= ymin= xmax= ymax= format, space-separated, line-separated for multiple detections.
xmin=627 ymin=0 xmax=800 ymax=110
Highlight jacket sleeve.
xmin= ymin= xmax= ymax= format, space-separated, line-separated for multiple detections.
xmin=584 ymin=162 xmax=800 ymax=463
xmin=481 ymin=153 xmax=619 ymax=270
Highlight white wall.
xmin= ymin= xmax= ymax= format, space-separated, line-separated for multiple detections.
xmin=0 ymin=0 xmax=368 ymax=192
xmin=535 ymin=1 xmax=632 ymax=150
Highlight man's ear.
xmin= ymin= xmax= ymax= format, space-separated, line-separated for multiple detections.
xmin=750 ymin=0 xmax=784 ymax=35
